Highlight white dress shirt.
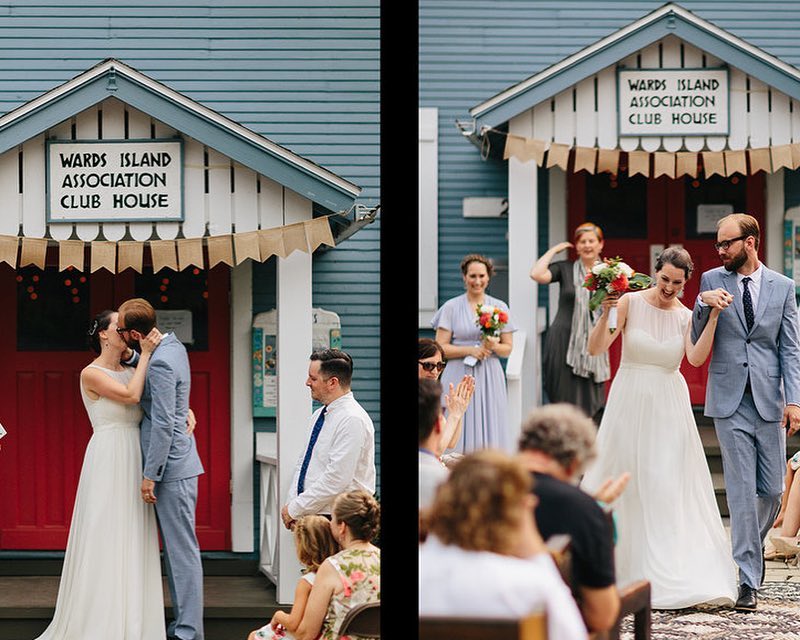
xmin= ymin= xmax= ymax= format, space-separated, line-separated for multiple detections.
xmin=419 ymin=536 xmax=587 ymax=640
xmin=419 ymin=449 xmax=448 ymax=510
xmin=735 ymin=264 xmax=762 ymax=311
xmin=286 ymin=391 xmax=375 ymax=519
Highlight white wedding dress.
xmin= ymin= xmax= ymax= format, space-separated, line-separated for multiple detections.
xmin=36 ymin=365 xmax=166 ymax=639
xmin=581 ymin=292 xmax=737 ymax=609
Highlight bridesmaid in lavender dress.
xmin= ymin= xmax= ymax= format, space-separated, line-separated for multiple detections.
xmin=432 ymin=254 xmax=516 ymax=454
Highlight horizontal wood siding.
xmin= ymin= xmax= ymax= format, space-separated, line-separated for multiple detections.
xmin=0 ymin=2 xmax=380 ymax=487
xmin=420 ymin=0 xmax=800 ymax=304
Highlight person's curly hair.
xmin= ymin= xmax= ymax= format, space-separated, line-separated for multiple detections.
xmin=460 ymin=253 xmax=494 ymax=279
xmin=293 ymin=515 xmax=339 ymax=572
xmin=428 ymin=449 xmax=532 ymax=554
xmin=518 ymin=403 xmax=597 ymax=474
xmin=332 ymin=490 xmax=380 ymax=542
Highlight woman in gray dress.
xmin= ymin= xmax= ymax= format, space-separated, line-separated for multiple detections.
xmin=432 ymin=254 xmax=515 ymax=454
xmin=530 ymin=222 xmax=608 ymax=422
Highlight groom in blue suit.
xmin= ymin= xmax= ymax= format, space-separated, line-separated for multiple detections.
xmin=120 ymin=297 xmax=205 ymax=640
xmin=692 ymin=213 xmax=800 ymax=611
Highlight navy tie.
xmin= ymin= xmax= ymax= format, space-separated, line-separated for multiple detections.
xmin=297 ymin=406 xmax=327 ymax=495
xmin=742 ymin=277 xmax=754 ymax=332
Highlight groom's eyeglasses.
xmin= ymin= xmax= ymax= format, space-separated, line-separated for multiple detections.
xmin=419 ymin=361 xmax=447 ymax=373
xmin=116 ymin=326 xmax=131 ymax=335
xmin=714 ymin=235 xmax=748 ymax=251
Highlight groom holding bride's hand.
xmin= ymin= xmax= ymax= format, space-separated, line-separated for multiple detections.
xmin=692 ymin=213 xmax=800 ymax=612
xmin=120 ymin=298 xmax=205 ymax=640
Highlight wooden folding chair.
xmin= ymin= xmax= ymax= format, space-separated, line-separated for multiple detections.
xmin=419 ymin=612 xmax=548 ymax=640
xmin=339 ymin=601 xmax=380 ymax=638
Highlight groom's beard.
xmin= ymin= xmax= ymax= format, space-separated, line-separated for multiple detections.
xmin=723 ymin=248 xmax=747 ymax=272
xmin=124 ymin=336 xmax=140 ymax=350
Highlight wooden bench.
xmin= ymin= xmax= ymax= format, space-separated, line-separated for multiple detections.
xmin=419 ymin=612 xmax=548 ymax=640
xmin=339 ymin=601 xmax=380 ymax=638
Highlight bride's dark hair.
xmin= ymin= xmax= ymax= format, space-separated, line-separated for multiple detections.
xmin=87 ymin=310 xmax=115 ymax=354
xmin=655 ymin=246 xmax=694 ymax=280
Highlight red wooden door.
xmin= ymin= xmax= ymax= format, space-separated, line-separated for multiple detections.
xmin=568 ymin=169 xmax=765 ymax=405
xmin=0 ymin=258 xmax=231 ymax=550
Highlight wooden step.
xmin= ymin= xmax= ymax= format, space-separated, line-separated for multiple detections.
xmin=0 ymin=574 xmax=279 ymax=640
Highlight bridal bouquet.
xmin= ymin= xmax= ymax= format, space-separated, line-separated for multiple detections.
xmin=583 ymin=257 xmax=652 ymax=332
xmin=463 ymin=304 xmax=509 ymax=366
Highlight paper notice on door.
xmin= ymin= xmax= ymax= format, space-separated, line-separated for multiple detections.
xmin=697 ymin=204 xmax=734 ymax=234
xmin=0 ymin=423 xmax=6 ymax=439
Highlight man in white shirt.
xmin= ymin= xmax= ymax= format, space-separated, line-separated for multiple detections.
xmin=280 ymin=348 xmax=375 ymax=529
xmin=419 ymin=378 xmax=449 ymax=511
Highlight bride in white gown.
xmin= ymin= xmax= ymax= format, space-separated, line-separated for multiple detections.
xmin=35 ymin=310 xmax=166 ymax=640
xmin=581 ymin=247 xmax=738 ymax=609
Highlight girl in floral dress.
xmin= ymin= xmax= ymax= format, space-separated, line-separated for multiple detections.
xmin=248 ymin=515 xmax=339 ymax=640
xmin=292 ymin=490 xmax=380 ymax=640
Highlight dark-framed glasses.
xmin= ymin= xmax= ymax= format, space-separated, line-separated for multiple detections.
xmin=714 ymin=235 xmax=748 ymax=251
xmin=419 ymin=361 xmax=447 ymax=373
xmin=116 ymin=326 xmax=131 ymax=335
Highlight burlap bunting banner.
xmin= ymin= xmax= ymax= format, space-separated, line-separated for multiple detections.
xmin=20 ymin=237 xmax=48 ymax=269
xmin=573 ymin=147 xmax=596 ymax=174
xmin=500 ymin=133 xmax=800 ymax=179
xmin=118 ymin=241 xmax=143 ymax=273
xmin=149 ymin=240 xmax=177 ymax=273
xmin=207 ymin=235 xmax=234 ymax=268
xmin=597 ymin=149 xmax=620 ymax=174
xmin=58 ymin=240 xmax=84 ymax=272
xmin=748 ymin=148 xmax=771 ymax=174
xmin=653 ymin=152 xmax=674 ymax=179
xmin=7 ymin=216 xmax=347 ymax=273
xmin=91 ymin=241 xmax=116 ymax=273
xmin=702 ymin=152 xmax=725 ymax=178
xmin=0 ymin=234 xmax=18 ymax=267
xmin=628 ymin=151 xmax=650 ymax=177
xmin=724 ymin=150 xmax=746 ymax=177
xmin=771 ymin=144 xmax=793 ymax=172
xmin=177 ymin=238 xmax=204 ymax=271
xmin=258 ymin=228 xmax=286 ymax=261
xmin=305 ymin=217 xmax=335 ymax=252
xmin=676 ymin=152 xmax=698 ymax=178
xmin=283 ymin=222 xmax=309 ymax=256
xmin=233 ymin=231 xmax=261 ymax=265
xmin=545 ymin=143 xmax=570 ymax=170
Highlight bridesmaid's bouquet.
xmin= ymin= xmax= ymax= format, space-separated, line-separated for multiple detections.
xmin=463 ymin=304 xmax=509 ymax=367
xmin=475 ymin=303 xmax=509 ymax=339
xmin=583 ymin=257 xmax=652 ymax=332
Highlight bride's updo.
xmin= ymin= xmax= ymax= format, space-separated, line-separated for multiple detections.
xmin=655 ymin=246 xmax=694 ymax=280
xmin=87 ymin=309 xmax=115 ymax=354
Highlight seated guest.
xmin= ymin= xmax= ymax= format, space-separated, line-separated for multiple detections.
xmin=769 ymin=450 xmax=800 ymax=558
xmin=518 ymin=403 xmax=629 ymax=633
xmin=419 ymin=449 xmax=587 ymax=640
xmin=291 ymin=490 xmax=380 ymax=640
xmin=419 ymin=378 xmax=450 ymax=511
xmin=418 ymin=338 xmax=474 ymax=467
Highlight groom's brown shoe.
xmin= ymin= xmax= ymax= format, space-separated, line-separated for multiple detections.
xmin=734 ymin=584 xmax=757 ymax=611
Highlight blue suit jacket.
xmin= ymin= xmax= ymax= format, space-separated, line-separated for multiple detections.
xmin=691 ymin=265 xmax=800 ymax=422
xmin=138 ymin=333 xmax=204 ymax=482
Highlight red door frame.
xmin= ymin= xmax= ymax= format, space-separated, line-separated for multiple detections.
xmin=567 ymin=170 xmax=766 ymax=405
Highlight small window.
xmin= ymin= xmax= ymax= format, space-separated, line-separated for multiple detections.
xmin=17 ymin=266 xmax=90 ymax=351
xmin=684 ymin=175 xmax=746 ymax=239
xmin=134 ymin=267 xmax=209 ymax=351
xmin=585 ymin=171 xmax=648 ymax=239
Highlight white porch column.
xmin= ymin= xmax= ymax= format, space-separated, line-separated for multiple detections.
xmin=507 ymin=115 xmax=539 ymax=434
xmin=766 ymin=168 xmax=785 ymax=271
xmin=276 ymin=191 xmax=313 ymax=604
xmin=231 ymin=261 xmax=254 ymax=551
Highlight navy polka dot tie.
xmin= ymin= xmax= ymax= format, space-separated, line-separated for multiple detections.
xmin=297 ymin=406 xmax=326 ymax=495
xmin=742 ymin=277 xmax=754 ymax=332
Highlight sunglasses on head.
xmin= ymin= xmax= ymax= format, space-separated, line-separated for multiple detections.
xmin=419 ymin=361 xmax=447 ymax=373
